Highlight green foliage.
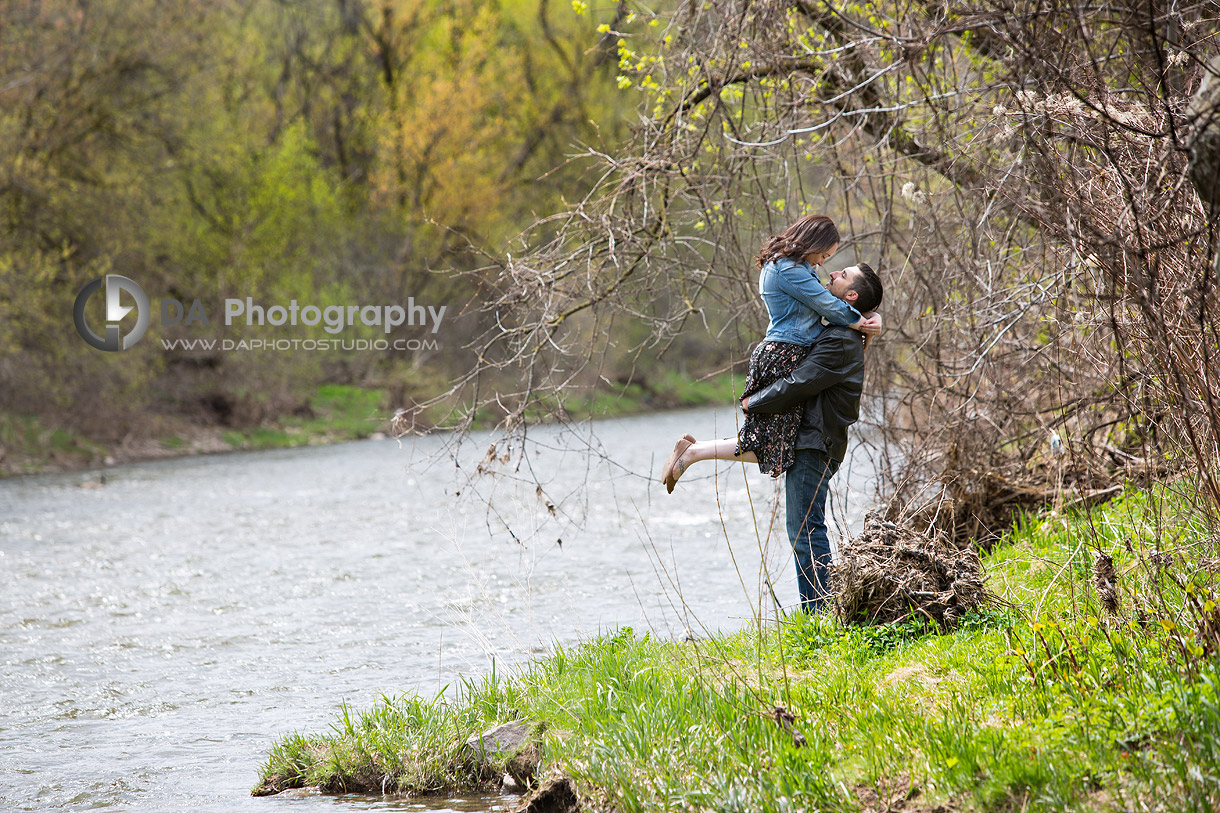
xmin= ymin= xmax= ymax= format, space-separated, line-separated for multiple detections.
xmin=0 ymin=0 xmax=636 ymax=458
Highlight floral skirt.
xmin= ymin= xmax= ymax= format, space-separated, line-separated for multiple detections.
xmin=736 ymin=340 xmax=810 ymax=477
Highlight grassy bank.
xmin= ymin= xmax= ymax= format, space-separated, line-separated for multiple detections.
xmin=0 ymin=372 xmax=737 ymax=477
xmin=0 ymin=413 xmax=110 ymax=475
xmin=254 ymin=486 xmax=1220 ymax=810
xmin=218 ymin=384 xmax=390 ymax=451
xmin=0 ymin=383 xmax=389 ymax=476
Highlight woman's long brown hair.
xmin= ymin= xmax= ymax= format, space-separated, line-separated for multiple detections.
xmin=755 ymin=214 xmax=840 ymax=269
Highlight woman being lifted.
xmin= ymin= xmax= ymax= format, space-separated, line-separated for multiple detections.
xmin=659 ymin=214 xmax=880 ymax=491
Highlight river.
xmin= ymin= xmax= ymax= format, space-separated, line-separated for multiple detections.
xmin=0 ymin=406 xmax=880 ymax=811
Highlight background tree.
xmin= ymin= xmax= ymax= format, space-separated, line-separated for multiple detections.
xmin=443 ymin=0 xmax=1220 ymax=536
xmin=0 ymin=0 xmax=630 ymax=449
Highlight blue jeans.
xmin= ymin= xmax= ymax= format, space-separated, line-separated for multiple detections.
xmin=785 ymin=448 xmax=840 ymax=613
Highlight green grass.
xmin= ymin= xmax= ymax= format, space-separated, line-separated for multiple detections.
xmin=161 ymin=434 xmax=187 ymax=450
xmin=517 ymin=371 xmax=740 ymax=424
xmin=0 ymin=413 xmax=108 ymax=475
xmin=254 ymin=690 xmax=506 ymax=796
xmin=256 ymin=485 xmax=1220 ymax=809
xmin=222 ymin=384 xmax=388 ymax=450
xmin=653 ymin=369 xmax=743 ymax=407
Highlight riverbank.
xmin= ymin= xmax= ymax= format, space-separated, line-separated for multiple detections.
xmin=0 ymin=372 xmax=738 ymax=477
xmin=255 ymin=486 xmax=1220 ymax=811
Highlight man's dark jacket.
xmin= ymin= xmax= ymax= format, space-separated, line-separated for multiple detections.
xmin=744 ymin=325 xmax=865 ymax=463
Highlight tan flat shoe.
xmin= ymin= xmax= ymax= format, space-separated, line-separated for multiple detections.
xmin=662 ymin=433 xmax=696 ymax=493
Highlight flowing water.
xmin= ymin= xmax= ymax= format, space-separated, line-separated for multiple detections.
xmin=0 ymin=406 xmax=880 ymax=811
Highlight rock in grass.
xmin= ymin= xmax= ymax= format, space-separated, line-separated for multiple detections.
xmin=464 ymin=721 xmax=544 ymax=787
xmin=514 ymin=772 xmax=579 ymax=813
xmin=465 ymin=721 xmax=532 ymax=760
xmin=832 ymin=512 xmax=996 ymax=628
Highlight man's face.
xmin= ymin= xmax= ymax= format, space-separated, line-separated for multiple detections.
xmin=827 ymin=265 xmax=861 ymax=304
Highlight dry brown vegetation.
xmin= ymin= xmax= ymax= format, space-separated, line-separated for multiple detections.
xmin=833 ymin=512 xmax=994 ymax=627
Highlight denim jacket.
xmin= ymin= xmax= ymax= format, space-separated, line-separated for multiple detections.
xmin=759 ymin=257 xmax=862 ymax=345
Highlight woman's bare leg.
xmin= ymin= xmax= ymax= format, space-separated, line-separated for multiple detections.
xmin=671 ymin=437 xmax=758 ymax=488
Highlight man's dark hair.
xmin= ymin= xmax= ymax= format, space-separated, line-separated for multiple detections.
xmin=851 ymin=263 xmax=884 ymax=313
